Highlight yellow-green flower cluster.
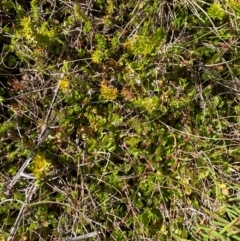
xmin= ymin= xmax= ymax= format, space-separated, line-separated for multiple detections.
xmin=100 ymin=82 xmax=118 ymax=100
xmin=31 ymin=151 xmax=51 ymax=179
xmin=59 ymin=78 xmax=70 ymax=92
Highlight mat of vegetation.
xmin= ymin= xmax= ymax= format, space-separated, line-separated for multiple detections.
xmin=1 ymin=0 xmax=240 ymax=240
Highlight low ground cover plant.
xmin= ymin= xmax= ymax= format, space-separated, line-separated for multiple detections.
xmin=0 ymin=0 xmax=240 ymax=240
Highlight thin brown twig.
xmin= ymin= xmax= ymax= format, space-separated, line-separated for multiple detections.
xmin=7 ymin=183 xmax=37 ymax=241
xmin=5 ymin=116 xmax=58 ymax=195
xmin=59 ymin=231 xmax=101 ymax=241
